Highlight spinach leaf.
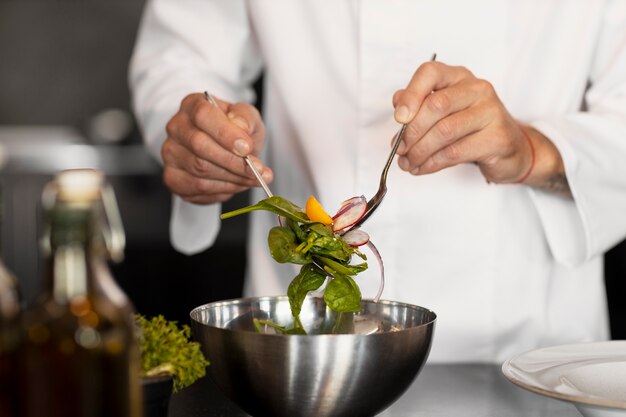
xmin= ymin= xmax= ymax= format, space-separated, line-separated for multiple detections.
xmin=220 ymin=196 xmax=310 ymax=223
xmin=287 ymin=218 xmax=307 ymax=242
xmin=253 ymin=319 xmax=307 ymax=335
xmin=287 ymin=264 xmax=326 ymax=318
xmin=268 ymin=227 xmax=310 ymax=264
xmin=309 ymin=236 xmax=350 ymax=262
xmin=324 ymin=274 xmax=362 ymax=313
xmin=318 ymin=257 xmax=368 ymax=276
xmin=306 ymin=223 xmax=334 ymax=237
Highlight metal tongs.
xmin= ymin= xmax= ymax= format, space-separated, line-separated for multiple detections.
xmin=204 ymin=92 xmax=273 ymax=198
xmin=204 ymin=92 xmax=332 ymax=282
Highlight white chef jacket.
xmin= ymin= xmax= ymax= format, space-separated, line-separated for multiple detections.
xmin=130 ymin=0 xmax=626 ymax=363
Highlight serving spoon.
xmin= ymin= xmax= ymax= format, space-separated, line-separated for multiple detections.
xmin=347 ymin=123 xmax=408 ymax=231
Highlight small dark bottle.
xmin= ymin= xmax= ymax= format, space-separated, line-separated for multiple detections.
xmin=19 ymin=169 xmax=142 ymax=417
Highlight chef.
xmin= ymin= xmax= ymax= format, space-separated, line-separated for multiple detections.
xmin=129 ymin=1 xmax=626 ymax=362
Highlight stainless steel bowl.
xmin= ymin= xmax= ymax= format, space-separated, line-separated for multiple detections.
xmin=190 ymin=296 xmax=436 ymax=417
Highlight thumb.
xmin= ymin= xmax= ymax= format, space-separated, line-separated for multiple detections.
xmin=228 ymin=112 xmax=250 ymax=133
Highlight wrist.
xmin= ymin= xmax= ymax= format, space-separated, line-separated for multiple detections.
xmin=514 ymin=126 xmax=535 ymax=184
xmin=519 ymin=125 xmax=572 ymax=197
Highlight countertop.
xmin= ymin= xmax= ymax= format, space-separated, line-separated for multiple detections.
xmin=168 ymin=363 xmax=581 ymax=417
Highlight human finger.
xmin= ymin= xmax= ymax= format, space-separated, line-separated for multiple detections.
xmin=396 ymin=78 xmax=485 ymax=155
xmin=224 ymin=101 xmax=267 ymax=156
xmin=411 ymin=122 xmax=530 ymax=184
xmin=180 ymin=93 xmax=255 ymax=158
xmin=405 ymin=131 xmax=486 ymax=176
xmin=398 ymin=102 xmax=492 ymax=171
xmin=161 ymin=136 xmax=264 ymax=187
xmin=393 ymin=61 xmax=473 ymax=124
xmin=162 ymin=165 xmax=250 ymax=204
xmin=166 ymin=111 xmax=254 ymax=179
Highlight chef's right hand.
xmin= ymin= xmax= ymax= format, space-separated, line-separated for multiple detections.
xmin=162 ymin=93 xmax=272 ymax=205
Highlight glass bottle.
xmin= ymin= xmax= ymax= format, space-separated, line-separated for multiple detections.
xmin=0 ymin=258 xmax=20 ymax=417
xmin=19 ymin=169 xmax=142 ymax=417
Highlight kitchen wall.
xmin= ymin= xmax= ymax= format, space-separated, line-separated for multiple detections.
xmin=0 ymin=0 xmax=248 ymax=325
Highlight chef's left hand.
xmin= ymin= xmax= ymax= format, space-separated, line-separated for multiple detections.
xmin=392 ymin=61 xmax=561 ymax=186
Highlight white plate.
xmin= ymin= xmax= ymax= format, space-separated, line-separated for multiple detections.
xmin=502 ymin=341 xmax=626 ymax=417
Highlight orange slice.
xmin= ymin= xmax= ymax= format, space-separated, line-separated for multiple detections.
xmin=305 ymin=195 xmax=333 ymax=225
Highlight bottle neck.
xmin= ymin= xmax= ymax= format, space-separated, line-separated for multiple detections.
xmin=45 ymin=202 xmax=106 ymax=304
xmin=51 ymin=244 xmax=88 ymax=302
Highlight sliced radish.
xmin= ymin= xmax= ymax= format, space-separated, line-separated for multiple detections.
xmin=342 ymin=229 xmax=369 ymax=247
xmin=366 ymin=240 xmax=385 ymax=303
xmin=332 ymin=196 xmax=367 ymax=232
xmin=337 ymin=196 xmax=363 ymax=213
xmin=333 ymin=195 xmax=365 ymax=218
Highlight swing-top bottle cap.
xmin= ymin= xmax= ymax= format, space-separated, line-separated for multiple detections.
xmin=55 ymin=169 xmax=104 ymax=202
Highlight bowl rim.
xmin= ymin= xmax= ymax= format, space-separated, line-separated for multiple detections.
xmin=189 ymin=295 xmax=437 ymax=336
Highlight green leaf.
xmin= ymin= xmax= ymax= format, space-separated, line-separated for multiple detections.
xmin=287 ymin=218 xmax=308 ymax=242
xmin=306 ymin=223 xmax=334 ymax=237
xmin=253 ymin=318 xmax=307 ymax=335
xmin=324 ymin=275 xmax=362 ymax=313
xmin=287 ymin=264 xmax=326 ymax=317
xmin=346 ymin=262 xmax=368 ymax=274
xmin=308 ymin=236 xmax=350 ymax=262
xmin=220 ymin=196 xmax=310 ymax=223
xmin=268 ymin=226 xmax=310 ymax=264
xmin=318 ymin=257 xmax=368 ymax=276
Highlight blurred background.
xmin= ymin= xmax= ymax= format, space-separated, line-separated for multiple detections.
xmin=0 ymin=0 xmax=624 ymax=337
xmin=0 ymin=0 xmax=248 ymax=325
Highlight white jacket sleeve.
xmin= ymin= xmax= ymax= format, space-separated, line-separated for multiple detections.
xmin=529 ymin=0 xmax=626 ymax=266
xmin=129 ymin=0 xmax=262 ymax=254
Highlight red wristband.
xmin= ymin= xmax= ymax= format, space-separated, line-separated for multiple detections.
xmin=515 ymin=127 xmax=536 ymax=184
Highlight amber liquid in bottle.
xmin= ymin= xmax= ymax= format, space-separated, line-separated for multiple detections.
xmin=19 ymin=170 xmax=142 ymax=417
